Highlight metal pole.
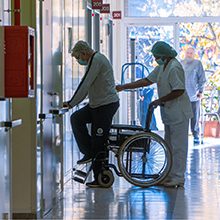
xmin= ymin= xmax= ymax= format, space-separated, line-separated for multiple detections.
xmin=174 ymin=22 xmax=180 ymax=54
xmin=39 ymin=0 xmax=44 ymax=217
xmin=130 ymin=38 xmax=136 ymax=125
xmin=8 ymin=99 xmax=12 ymax=220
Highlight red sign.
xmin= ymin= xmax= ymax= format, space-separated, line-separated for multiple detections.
xmin=112 ymin=11 xmax=122 ymax=19
xmin=92 ymin=0 xmax=103 ymax=10
xmin=100 ymin=4 xmax=110 ymax=13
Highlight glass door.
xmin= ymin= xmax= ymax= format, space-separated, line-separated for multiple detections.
xmin=179 ymin=22 xmax=220 ymax=73
xmin=126 ymin=22 xmax=220 ymax=135
xmin=127 ymin=25 xmax=174 ymax=71
xmin=36 ymin=0 xmax=64 ymax=215
xmin=92 ymin=12 xmax=100 ymax=51
xmin=0 ymin=101 xmax=10 ymax=220
xmin=126 ymin=25 xmax=174 ymax=128
xmin=63 ymin=0 xmax=74 ymax=183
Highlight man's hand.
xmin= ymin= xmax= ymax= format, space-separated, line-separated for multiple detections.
xmin=63 ymin=102 xmax=72 ymax=109
xmin=115 ymin=85 xmax=124 ymax=92
xmin=197 ymin=92 xmax=202 ymax=99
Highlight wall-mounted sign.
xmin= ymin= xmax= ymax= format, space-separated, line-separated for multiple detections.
xmin=92 ymin=0 xmax=103 ymax=10
xmin=100 ymin=4 xmax=110 ymax=13
xmin=112 ymin=11 xmax=122 ymax=19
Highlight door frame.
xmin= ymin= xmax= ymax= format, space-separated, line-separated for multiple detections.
xmin=123 ymin=16 xmax=220 ymax=56
xmin=119 ymin=16 xmax=220 ymax=124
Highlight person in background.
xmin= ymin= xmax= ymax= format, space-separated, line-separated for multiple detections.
xmin=116 ymin=41 xmax=193 ymax=187
xmin=63 ymin=41 xmax=119 ymax=188
xmin=181 ymin=47 xmax=206 ymax=145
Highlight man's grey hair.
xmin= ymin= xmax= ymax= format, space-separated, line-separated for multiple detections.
xmin=71 ymin=40 xmax=93 ymax=57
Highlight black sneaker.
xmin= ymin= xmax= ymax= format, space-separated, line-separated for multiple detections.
xmin=86 ymin=180 xmax=102 ymax=188
xmin=77 ymin=155 xmax=92 ymax=164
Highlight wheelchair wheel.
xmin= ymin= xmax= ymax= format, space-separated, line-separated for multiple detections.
xmin=98 ymin=169 xmax=114 ymax=188
xmin=117 ymin=132 xmax=172 ymax=187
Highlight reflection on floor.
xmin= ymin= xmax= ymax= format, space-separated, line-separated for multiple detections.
xmin=45 ymin=137 xmax=220 ymax=220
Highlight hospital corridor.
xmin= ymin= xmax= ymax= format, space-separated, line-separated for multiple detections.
xmin=0 ymin=0 xmax=220 ymax=219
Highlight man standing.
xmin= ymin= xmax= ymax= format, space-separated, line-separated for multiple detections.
xmin=181 ymin=47 xmax=206 ymax=144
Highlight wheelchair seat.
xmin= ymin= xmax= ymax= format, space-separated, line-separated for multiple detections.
xmin=111 ymin=124 xmax=144 ymax=131
xmin=109 ymin=124 xmax=144 ymax=146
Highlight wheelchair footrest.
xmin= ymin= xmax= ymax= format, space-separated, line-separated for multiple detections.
xmin=75 ymin=170 xmax=87 ymax=178
xmin=73 ymin=176 xmax=85 ymax=184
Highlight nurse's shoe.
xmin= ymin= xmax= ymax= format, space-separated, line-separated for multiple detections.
xmin=193 ymin=137 xmax=200 ymax=145
xmin=163 ymin=180 xmax=184 ymax=188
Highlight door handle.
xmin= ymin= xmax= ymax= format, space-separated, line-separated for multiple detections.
xmin=49 ymin=107 xmax=69 ymax=116
xmin=38 ymin=113 xmax=53 ymax=120
xmin=0 ymin=119 xmax=22 ymax=128
xmin=38 ymin=107 xmax=68 ymax=121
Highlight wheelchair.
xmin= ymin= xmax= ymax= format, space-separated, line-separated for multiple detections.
xmin=73 ymin=104 xmax=172 ymax=188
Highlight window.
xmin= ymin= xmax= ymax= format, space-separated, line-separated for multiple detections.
xmin=127 ymin=25 xmax=174 ymax=71
xmin=125 ymin=0 xmax=220 ymax=17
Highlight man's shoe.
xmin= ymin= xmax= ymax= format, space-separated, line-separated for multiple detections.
xmin=77 ymin=155 xmax=92 ymax=164
xmin=193 ymin=137 xmax=200 ymax=145
xmin=86 ymin=180 xmax=103 ymax=188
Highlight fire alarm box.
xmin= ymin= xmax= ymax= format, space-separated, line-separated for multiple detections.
xmin=1 ymin=26 xmax=35 ymax=98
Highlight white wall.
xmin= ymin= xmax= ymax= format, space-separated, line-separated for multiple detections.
xmin=111 ymin=0 xmax=128 ymax=123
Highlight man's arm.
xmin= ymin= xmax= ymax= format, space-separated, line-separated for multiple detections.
xmin=66 ymin=57 xmax=100 ymax=108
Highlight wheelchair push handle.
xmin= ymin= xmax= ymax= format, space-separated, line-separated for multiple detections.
xmin=121 ymin=63 xmax=150 ymax=92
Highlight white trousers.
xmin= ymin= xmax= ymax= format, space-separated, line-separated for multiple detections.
xmin=164 ymin=118 xmax=189 ymax=182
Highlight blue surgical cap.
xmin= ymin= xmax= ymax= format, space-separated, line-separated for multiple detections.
xmin=151 ymin=41 xmax=177 ymax=58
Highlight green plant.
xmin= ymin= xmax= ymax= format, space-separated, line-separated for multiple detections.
xmin=202 ymin=70 xmax=220 ymax=114
xmin=208 ymin=70 xmax=220 ymax=91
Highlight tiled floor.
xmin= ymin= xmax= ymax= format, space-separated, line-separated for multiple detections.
xmin=46 ymin=137 xmax=220 ymax=220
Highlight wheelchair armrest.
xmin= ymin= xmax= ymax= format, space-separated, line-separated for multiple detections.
xmin=111 ymin=124 xmax=144 ymax=131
